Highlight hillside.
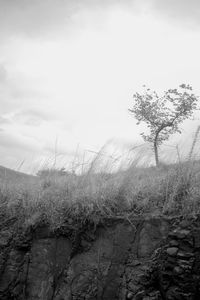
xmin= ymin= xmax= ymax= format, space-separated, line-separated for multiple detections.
xmin=0 ymin=165 xmax=36 ymax=182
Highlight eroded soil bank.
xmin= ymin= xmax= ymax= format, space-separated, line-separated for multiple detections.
xmin=0 ymin=215 xmax=200 ymax=300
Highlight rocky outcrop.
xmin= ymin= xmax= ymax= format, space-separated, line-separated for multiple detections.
xmin=0 ymin=216 xmax=200 ymax=299
xmin=146 ymin=219 xmax=200 ymax=300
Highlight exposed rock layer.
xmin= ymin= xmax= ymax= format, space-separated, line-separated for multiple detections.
xmin=0 ymin=216 xmax=200 ymax=299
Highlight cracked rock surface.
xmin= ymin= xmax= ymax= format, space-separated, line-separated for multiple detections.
xmin=0 ymin=216 xmax=200 ymax=299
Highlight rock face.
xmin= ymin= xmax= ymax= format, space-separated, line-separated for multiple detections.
xmin=0 ymin=216 xmax=200 ymax=299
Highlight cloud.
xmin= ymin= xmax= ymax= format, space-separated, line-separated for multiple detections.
xmin=0 ymin=64 xmax=7 ymax=83
xmin=0 ymin=130 xmax=41 ymax=172
xmin=0 ymin=0 xmax=70 ymax=38
xmin=0 ymin=63 xmax=50 ymax=116
xmin=12 ymin=109 xmax=54 ymax=126
xmin=0 ymin=129 xmax=42 ymax=152
xmin=0 ymin=0 xmax=199 ymax=40
xmin=151 ymin=0 xmax=200 ymax=27
xmin=0 ymin=0 xmax=139 ymax=39
xmin=0 ymin=115 xmax=10 ymax=124
xmin=0 ymin=130 xmax=42 ymax=172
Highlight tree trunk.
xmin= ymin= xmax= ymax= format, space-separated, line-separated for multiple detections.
xmin=154 ymin=140 xmax=159 ymax=167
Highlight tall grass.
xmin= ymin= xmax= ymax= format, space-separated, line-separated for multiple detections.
xmin=0 ymin=133 xmax=200 ymax=229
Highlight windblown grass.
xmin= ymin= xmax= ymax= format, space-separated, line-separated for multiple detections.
xmin=1 ymin=138 xmax=200 ymax=229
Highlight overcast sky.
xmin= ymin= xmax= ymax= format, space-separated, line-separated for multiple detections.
xmin=0 ymin=0 xmax=200 ymax=173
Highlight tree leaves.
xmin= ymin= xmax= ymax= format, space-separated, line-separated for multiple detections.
xmin=129 ymin=84 xmax=199 ymax=164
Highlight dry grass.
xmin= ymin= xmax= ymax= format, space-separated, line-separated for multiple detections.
xmin=1 ymin=135 xmax=200 ymax=229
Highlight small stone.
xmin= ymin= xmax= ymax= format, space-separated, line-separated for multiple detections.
xmin=127 ymin=292 xmax=134 ymax=299
xmin=173 ymin=266 xmax=183 ymax=274
xmin=140 ymin=265 xmax=150 ymax=272
xmin=175 ymin=229 xmax=190 ymax=239
xmin=177 ymin=259 xmax=192 ymax=270
xmin=67 ymin=218 xmax=73 ymax=224
xmin=179 ymin=220 xmax=191 ymax=229
xmin=166 ymin=247 xmax=178 ymax=256
xmin=177 ymin=251 xmax=194 ymax=259
xmin=169 ymin=229 xmax=190 ymax=239
xmin=135 ymin=290 xmax=146 ymax=300
xmin=130 ymin=260 xmax=141 ymax=267
xmin=169 ymin=240 xmax=179 ymax=247
xmin=128 ymin=282 xmax=140 ymax=293
xmin=0 ymin=230 xmax=12 ymax=247
xmin=148 ymin=290 xmax=162 ymax=299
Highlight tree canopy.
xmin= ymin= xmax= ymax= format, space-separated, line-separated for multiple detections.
xmin=129 ymin=84 xmax=199 ymax=165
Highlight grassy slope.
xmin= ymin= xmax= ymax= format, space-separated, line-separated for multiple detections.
xmin=0 ymin=165 xmax=36 ymax=182
xmin=0 ymin=157 xmax=200 ymax=230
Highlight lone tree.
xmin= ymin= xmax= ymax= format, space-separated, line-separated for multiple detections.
xmin=129 ymin=84 xmax=199 ymax=166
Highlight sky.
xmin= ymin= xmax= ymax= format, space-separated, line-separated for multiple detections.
xmin=0 ymin=0 xmax=200 ymax=173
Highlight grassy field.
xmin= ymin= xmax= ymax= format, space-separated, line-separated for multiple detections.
xmin=0 ymin=146 xmax=200 ymax=230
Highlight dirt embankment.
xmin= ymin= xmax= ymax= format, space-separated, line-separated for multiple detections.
xmin=0 ymin=215 xmax=200 ymax=300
